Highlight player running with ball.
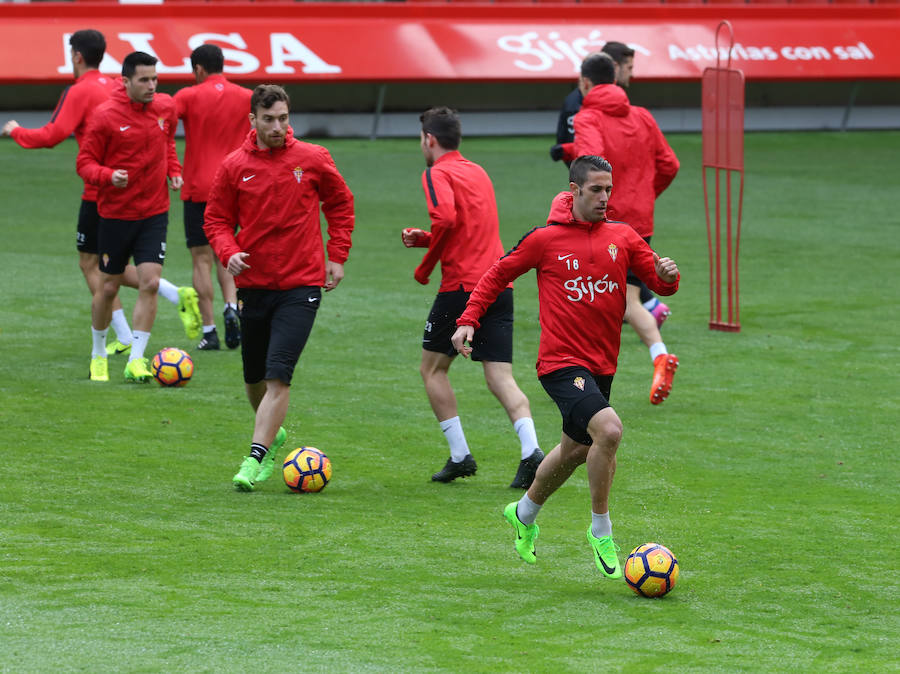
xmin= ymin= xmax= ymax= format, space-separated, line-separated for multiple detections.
xmin=451 ymin=156 xmax=680 ymax=579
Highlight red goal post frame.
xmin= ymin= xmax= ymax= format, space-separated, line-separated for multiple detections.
xmin=702 ymin=21 xmax=745 ymax=333
xmin=0 ymin=3 xmax=899 ymax=84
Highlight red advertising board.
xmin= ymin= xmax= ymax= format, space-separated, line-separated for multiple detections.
xmin=0 ymin=3 xmax=898 ymax=84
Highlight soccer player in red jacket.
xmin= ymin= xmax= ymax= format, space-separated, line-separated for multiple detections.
xmin=402 ymin=107 xmax=544 ymax=488
xmin=175 ymin=44 xmax=252 ymax=352
xmin=77 ymin=51 xmax=184 ymax=383
xmin=552 ymin=52 xmax=681 ymax=405
xmin=452 ymin=156 xmax=680 ymax=579
xmin=1 ymin=30 xmax=193 ymax=376
xmin=204 ymin=85 xmax=355 ymax=492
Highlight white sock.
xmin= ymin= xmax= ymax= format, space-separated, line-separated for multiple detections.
xmin=516 ymin=493 xmax=541 ymax=526
xmin=439 ymin=416 xmax=470 ymax=462
xmin=129 ymin=330 xmax=150 ymax=361
xmin=203 ymin=324 xmax=216 ymax=334
xmin=649 ymin=342 xmax=668 ymax=361
xmin=513 ymin=417 xmax=540 ymax=460
xmin=224 ymin=302 xmax=237 ymax=311
xmin=110 ymin=309 xmax=133 ymax=345
xmin=591 ymin=511 xmax=612 ymax=539
xmin=643 ymin=297 xmax=660 ymax=311
xmin=91 ymin=327 xmax=108 ymax=358
xmin=158 ymin=278 xmax=180 ymax=305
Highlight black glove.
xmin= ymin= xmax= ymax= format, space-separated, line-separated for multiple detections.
xmin=549 ymin=144 xmax=564 ymax=162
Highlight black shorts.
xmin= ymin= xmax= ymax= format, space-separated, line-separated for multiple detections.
xmin=183 ymin=200 xmax=210 ymax=248
xmin=539 ymin=366 xmax=613 ymax=446
xmin=238 ymin=286 xmax=321 ymax=385
xmin=423 ymin=287 xmax=513 ymax=362
xmin=626 ymin=235 xmax=652 ymax=288
xmin=97 ymin=212 xmax=168 ymax=275
xmin=76 ymin=199 xmax=100 ymax=254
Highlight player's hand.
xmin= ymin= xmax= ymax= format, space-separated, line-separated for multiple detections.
xmin=111 ymin=169 xmax=128 ymax=188
xmin=550 ymin=144 xmax=564 ymax=162
xmin=227 ymin=251 xmax=250 ymax=276
xmin=1 ymin=120 xmax=19 ymax=136
xmin=654 ymin=253 xmax=678 ymax=283
xmin=169 ymin=175 xmax=183 ymax=191
xmin=414 ymin=266 xmax=429 ymax=285
xmin=324 ymin=260 xmax=344 ymax=291
xmin=451 ymin=325 xmax=474 ymax=358
xmin=402 ymin=227 xmax=425 ymax=248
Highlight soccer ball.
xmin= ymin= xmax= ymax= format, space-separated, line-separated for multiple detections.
xmin=624 ymin=543 xmax=680 ymax=597
xmin=283 ymin=447 xmax=332 ymax=493
xmin=150 ymin=347 xmax=194 ymax=387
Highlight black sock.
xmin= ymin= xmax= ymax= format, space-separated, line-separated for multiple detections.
xmin=249 ymin=442 xmax=268 ymax=462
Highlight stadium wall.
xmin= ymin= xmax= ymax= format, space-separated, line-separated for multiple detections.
xmin=0 ymin=2 xmax=898 ymax=135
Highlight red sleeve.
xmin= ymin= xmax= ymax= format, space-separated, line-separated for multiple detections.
xmin=318 ymin=148 xmax=355 ymax=265
xmin=627 ymin=230 xmax=680 ymax=296
xmin=76 ymin=112 xmax=114 ymax=187
xmin=10 ymin=86 xmax=83 ymax=149
xmin=174 ymin=87 xmax=187 ymax=119
xmin=645 ymin=111 xmax=679 ymax=196
xmin=203 ymin=163 xmax=242 ymax=267
xmin=164 ymin=100 xmax=181 ymax=178
xmin=573 ymin=111 xmax=606 ymax=162
xmin=414 ymin=166 xmax=455 ymax=284
xmin=458 ymin=228 xmax=543 ymax=328
xmin=559 ymin=141 xmax=576 ymax=164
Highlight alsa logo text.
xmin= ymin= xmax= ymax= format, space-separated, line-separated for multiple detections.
xmin=57 ymin=32 xmax=341 ymax=76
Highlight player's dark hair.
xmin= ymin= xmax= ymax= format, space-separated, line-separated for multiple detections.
xmin=251 ymin=84 xmax=290 ymax=115
xmin=420 ymin=107 xmax=461 ymax=151
xmin=70 ymin=30 xmax=106 ymax=69
xmin=122 ymin=51 xmax=158 ymax=79
xmin=190 ymin=44 xmax=225 ymax=74
xmin=580 ymin=52 xmax=616 ymax=86
xmin=601 ymin=41 xmax=635 ymax=65
xmin=569 ymin=155 xmax=613 ymax=186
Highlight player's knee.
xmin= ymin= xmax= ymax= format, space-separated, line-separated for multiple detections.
xmin=589 ymin=410 xmax=623 ymax=449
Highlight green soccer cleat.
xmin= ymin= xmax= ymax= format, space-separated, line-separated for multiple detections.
xmin=123 ymin=357 xmax=152 ymax=383
xmin=587 ymin=528 xmax=623 ymax=579
xmin=233 ymin=456 xmax=260 ymax=491
xmin=106 ymin=340 xmax=132 ymax=356
xmin=255 ymin=427 xmax=287 ymax=483
xmin=177 ymin=286 xmax=202 ymax=340
xmin=89 ymin=355 xmax=109 ymax=382
xmin=503 ymin=501 xmax=539 ymax=565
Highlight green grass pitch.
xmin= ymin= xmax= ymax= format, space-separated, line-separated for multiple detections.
xmin=0 ymin=130 xmax=897 ymax=672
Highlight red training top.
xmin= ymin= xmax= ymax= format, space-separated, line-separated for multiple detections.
xmin=457 ymin=191 xmax=679 ymax=377
xmin=204 ymin=128 xmax=355 ymax=290
xmin=411 ymin=150 xmax=510 ymax=292
xmin=10 ymin=70 xmax=119 ymax=201
xmin=76 ymin=84 xmax=181 ymax=220
xmin=174 ymin=74 xmax=252 ymax=203
xmin=560 ymin=84 xmax=679 ymax=238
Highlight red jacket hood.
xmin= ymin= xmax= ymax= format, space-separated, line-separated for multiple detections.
xmin=582 ymin=84 xmax=630 ymax=117
xmin=241 ymin=126 xmax=297 ymax=154
xmin=546 ymin=190 xmax=604 ymax=229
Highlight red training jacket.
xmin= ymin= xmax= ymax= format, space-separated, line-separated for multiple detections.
xmin=204 ymin=128 xmax=355 ymax=290
xmin=174 ymin=74 xmax=252 ymax=203
xmin=560 ymin=84 xmax=679 ymax=238
xmin=458 ymin=191 xmax=679 ymax=377
xmin=411 ymin=150 xmax=510 ymax=292
xmin=76 ymin=84 xmax=181 ymax=220
xmin=10 ymin=70 xmax=119 ymax=201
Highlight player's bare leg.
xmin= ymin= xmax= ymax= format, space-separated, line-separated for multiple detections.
xmin=234 ymin=379 xmax=289 ymax=490
xmin=421 ymin=350 xmax=476 ymax=482
xmin=122 ymin=261 xmax=161 ymax=382
xmin=81 ymin=251 xmax=132 ymax=354
xmin=190 ymin=244 xmax=221 ymax=350
xmin=482 ymin=360 xmax=544 ymax=487
xmin=584 ymin=407 xmax=624 ymax=578
xmin=88 ymin=268 xmax=123 ymax=382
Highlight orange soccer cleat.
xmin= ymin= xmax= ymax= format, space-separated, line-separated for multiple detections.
xmin=650 ymin=354 xmax=679 ymax=405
